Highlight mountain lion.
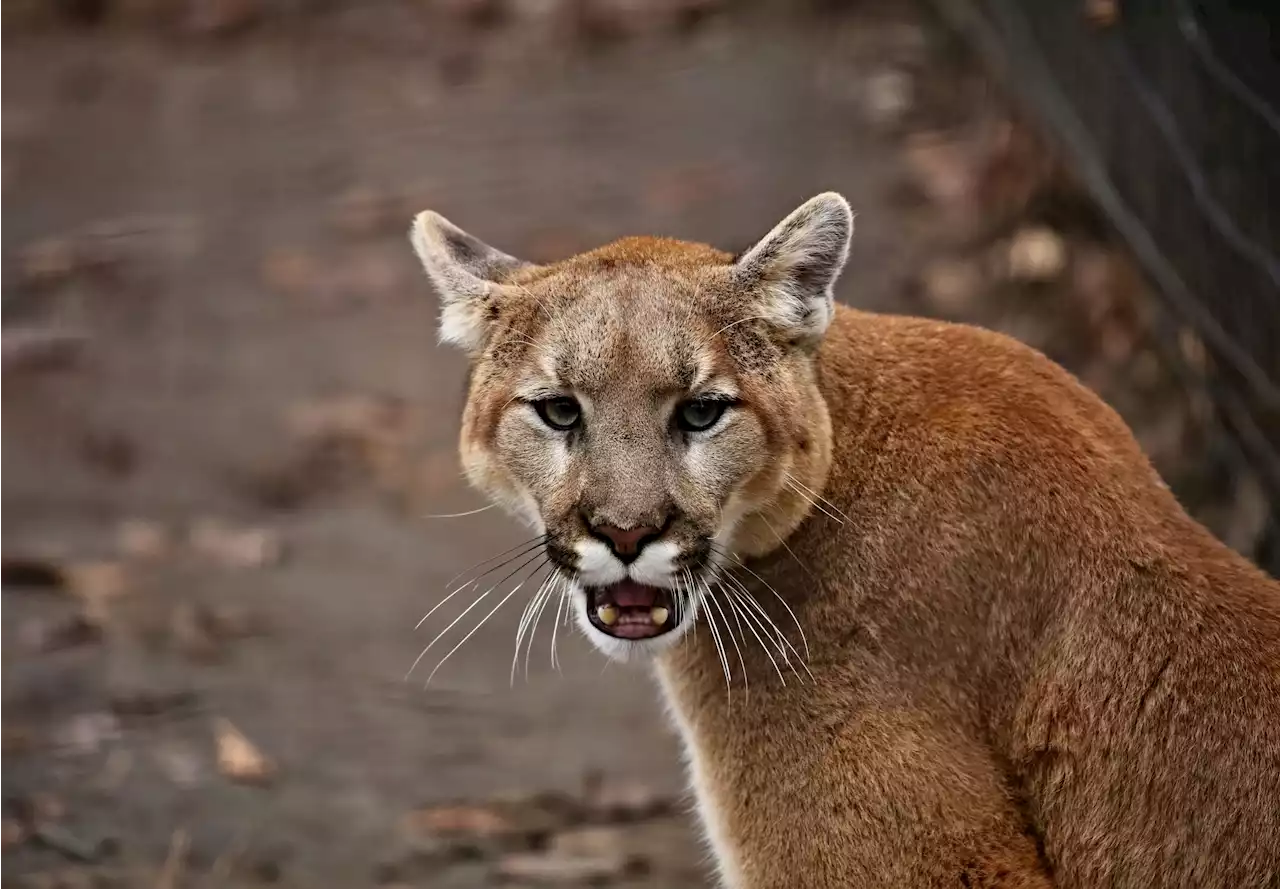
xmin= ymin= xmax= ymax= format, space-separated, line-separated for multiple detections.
xmin=411 ymin=193 xmax=1280 ymax=888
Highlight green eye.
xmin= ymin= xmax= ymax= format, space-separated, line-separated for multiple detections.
xmin=677 ymin=398 xmax=728 ymax=433
xmin=534 ymin=397 xmax=581 ymax=431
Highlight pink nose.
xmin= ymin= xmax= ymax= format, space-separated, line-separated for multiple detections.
xmin=592 ymin=524 xmax=662 ymax=562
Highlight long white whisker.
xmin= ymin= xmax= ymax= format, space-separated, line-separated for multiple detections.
xmin=702 ymin=580 xmax=749 ymax=697
xmin=418 ymin=538 xmax=547 ymax=630
xmin=511 ymin=573 xmax=554 ymax=685
xmin=408 ymin=551 xmax=545 ymax=678
xmin=426 ymin=578 xmax=531 ymax=688
xmin=524 ymin=576 xmax=556 ymax=680
xmin=550 ymin=577 xmax=567 ymax=672
xmin=716 ymin=550 xmax=812 ymax=662
xmin=689 ymin=569 xmax=732 ymax=703
xmin=441 ymin=535 xmax=547 ymax=593
xmin=422 ymin=504 xmax=495 ymax=519
xmin=723 ymin=584 xmax=793 ymax=685
xmin=784 ymin=479 xmax=844 ymax=526
xmin=759 ymin=514 xmax=817 ymax=583
xmin=785 ymin=473 xmax=850 ymax=523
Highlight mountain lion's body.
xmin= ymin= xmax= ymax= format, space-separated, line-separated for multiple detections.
xmin=660 ymin=308 xmax=1280 ymax=888
xmin=412 ymin=194 xmax=1280 ymax=887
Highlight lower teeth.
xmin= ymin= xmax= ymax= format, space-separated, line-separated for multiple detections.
xmin=597 ymin=604 xmax=619 ymax=626
xmin=650 ymin=606 xmax=669 ymax=626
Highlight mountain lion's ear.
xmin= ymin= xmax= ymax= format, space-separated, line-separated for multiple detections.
xmin=410 ymin=211 xmax=532 ymax=352
xmin=732 ymin=192 xmax=853 ymax=345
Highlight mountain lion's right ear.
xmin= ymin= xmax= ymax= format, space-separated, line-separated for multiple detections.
xmin=410 ymin=211 xmax=532 ymax=352
xmin=732 ymin=192 xmax=853 ymax=347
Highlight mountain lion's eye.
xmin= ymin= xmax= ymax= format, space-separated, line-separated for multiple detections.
xmin=677 ymin=398 xmax=728 ymax=433
xmin=534 ymin=397 xmax=581 ymax=431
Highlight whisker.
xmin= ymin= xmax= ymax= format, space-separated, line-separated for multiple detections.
xmin=425 ymin=570 xmax=539 ymax=688
xmin=722 ymin=585 xmax=789 ymax=685
xmin=785 ymin=473 xmax=850 ymax=524
xmin=759 ymin=514 xmax=817 ymax=583
xmin=511 ymin=573 xmax=555 ymax=686
xmin=701 ymin=579 xmax=749 ymax=697
xmin=524 ymin=575 xmax=556 ymax=680
xmin=687 ymin=569 xmax=732 ymax=703
xmin=408 ymin=550 xmax=546 ymax=679
xmin=422 ymin=504 xmax=495 ymax=519
xmin=440 ymin=535 xmax=547 ymax=599
xmin=550 ymin=576 xmax=567 ymax=672
xmin=711 ymin=546 xmax=812 ymax=662
xmin=721 ymin=583 xmax=798 ymax=690
xmin=784 ymin=479 xmax=845 ymax=526
xmin=427 ymin=560 xmax=547 ymax=690
xmin=417 ymin=537 xmax=547 ymax=630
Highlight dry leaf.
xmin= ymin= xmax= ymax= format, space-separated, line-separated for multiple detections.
xmin=116 ymin=519 xmax=170 ymax=560
xmin=64 ymin=561 xmax=128 ymax=626
xmin=405 ymin=803 xmax=514 ymax=838
xmin=214 ymin=718 xmax=275 ymax=785
xmin=190 ymin=521 xmax=282 ymax=570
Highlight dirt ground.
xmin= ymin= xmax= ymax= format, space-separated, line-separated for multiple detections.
xmin=3 ymin=1 xmax=1266 ymax=887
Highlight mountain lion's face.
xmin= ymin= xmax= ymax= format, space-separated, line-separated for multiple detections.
xmin=413 ymin=194 xmax=851 ymax=662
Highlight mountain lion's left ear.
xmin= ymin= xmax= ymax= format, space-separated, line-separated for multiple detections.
xmin=410 ymin=211 xmax=533 ymax=353
xmin=732 ymin=192 xmax=853 ymax=345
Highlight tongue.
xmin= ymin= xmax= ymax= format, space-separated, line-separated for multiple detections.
xmin=607 ymin=580 xmax=660 ymax=608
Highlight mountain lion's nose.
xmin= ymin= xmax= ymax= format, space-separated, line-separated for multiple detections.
xmin=589 ymin=523 xmax=664 ymax=564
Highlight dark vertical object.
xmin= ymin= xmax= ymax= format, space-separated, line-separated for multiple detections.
xmin=929 ymin=0 xmax=1280 ymax=576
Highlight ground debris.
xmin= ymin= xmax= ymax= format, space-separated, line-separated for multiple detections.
xmin=581 ymin=772 xmax=674 ymax=822
xmin=214 ymin=718 xmax=276 ymax=786
xmin=189 ymin=520 xmax=283 ymax=570
xmin=3 ymin=818 xmax=27 ymax=850
xmin=115 ymin=519 xmax=171 ymax=561
xmin=2 ymin=555 xmax=68 ymax=590
xmin=495 ymin=850 xmax=630 ymax=884
xmin=18 ymin=613 xmax=101 ymax=654
xmin=2 ymin=327 xmax=89 ymax=375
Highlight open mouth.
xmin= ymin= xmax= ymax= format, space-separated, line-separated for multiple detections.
xmin=585 ymin=580 xmax=678 ymax=640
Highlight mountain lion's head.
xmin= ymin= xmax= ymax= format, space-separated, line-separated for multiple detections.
xmin=412 ymin=194 xmax=852 ymax=662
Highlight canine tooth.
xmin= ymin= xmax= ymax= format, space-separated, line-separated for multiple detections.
xmin=650 ymin=606 xmax=670 ymax=626
xmin=597 ymin=604 xmax=619 ymax=626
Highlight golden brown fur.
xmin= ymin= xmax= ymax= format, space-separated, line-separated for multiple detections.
xmin=412 ymin=195 xmax=1280 ymax=888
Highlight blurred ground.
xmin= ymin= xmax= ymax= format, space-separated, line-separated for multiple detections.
xmin=3 ymin=1 xmax=1268 ymax=887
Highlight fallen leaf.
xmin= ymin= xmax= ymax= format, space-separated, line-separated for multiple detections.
xmin=2 ymin=819 xmax=26 ymax=850
xmin=262 ymin=248 xmax=316 ymax=297
xmin=16 ymin=238 xmax=78 ymax=288
xmin=64 ymin=561 xmax=129 ymax=626
xmin=2 ymin=328 xmax=89 ymax=375
xmin=170 ymin=602 xmax=223 ymax=662
xmin=1 ymin=556 xmax=66 ymax=590
xmin=116 ymin=519 xmax=170 ymax=561
xmin=20 ymin=614 xmax=101 ymax=654
xmin=190 ymin=521 xmax=283 ymax=570
xmin=496 ymin=851 xmax=628 ymax=884
xmin=214 ymin=718 xmax=275 ymax=785
xmin=406 ymin=803 xmax=514 ymax=838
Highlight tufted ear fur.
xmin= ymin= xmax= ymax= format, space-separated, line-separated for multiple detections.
xmin=410 ymin=211 xmax=533 ymax=352
xmin=732 ymin=192 xmax=853 ymax=346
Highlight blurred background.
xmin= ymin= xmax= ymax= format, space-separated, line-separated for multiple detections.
xmin=3 ymin=0 xmax=1277 ymax=886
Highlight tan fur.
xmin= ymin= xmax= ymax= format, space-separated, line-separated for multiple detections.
xmin=413 ymin=197 xmax=1280 ymax=888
